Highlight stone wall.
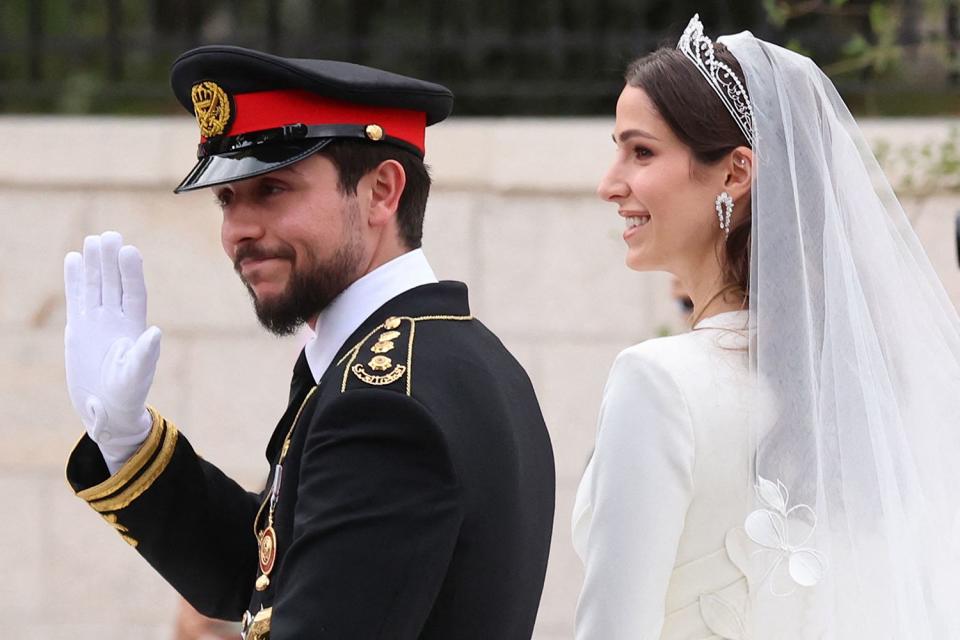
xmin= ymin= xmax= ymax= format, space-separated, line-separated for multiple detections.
xmin=1 ymin=115 xmax=957 ymax=639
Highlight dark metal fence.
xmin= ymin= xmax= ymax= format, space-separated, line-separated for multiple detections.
xmin=0 ymin=0 xmax=956 ymax=116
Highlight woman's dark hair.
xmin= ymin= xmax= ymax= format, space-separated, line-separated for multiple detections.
xmin=625 ymin=44 xmax=751 ymax=313
xmin=319 ymin=139 xmax=431 ymax=250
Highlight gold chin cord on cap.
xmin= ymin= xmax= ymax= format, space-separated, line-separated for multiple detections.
xmin=252 ymin=385 xmax=319 ymax=592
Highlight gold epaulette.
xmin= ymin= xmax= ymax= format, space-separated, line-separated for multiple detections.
xmin=337 ymin=314 xmax=472 ymax=395
xmin=73 ymin=406 xmax=178 ymax=547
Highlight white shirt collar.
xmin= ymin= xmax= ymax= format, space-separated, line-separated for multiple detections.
xmin=304 ymin=249 xmax=438 ymax=381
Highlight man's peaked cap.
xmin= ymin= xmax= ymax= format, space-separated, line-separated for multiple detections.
xmin=170 ymin=45 xmax=454 ymax=193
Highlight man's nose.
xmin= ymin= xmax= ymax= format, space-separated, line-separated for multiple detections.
xmin=221 ymin=202 xmax=266 ymax=257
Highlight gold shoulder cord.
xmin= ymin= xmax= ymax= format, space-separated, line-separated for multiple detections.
xmin=252 ymin=385 xmax=319 ymax=592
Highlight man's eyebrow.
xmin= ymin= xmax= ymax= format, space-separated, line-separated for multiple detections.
xmin=268 ymin=165 xmax=301 ymax=178
xmin=613 ymin=128 xmax=660 ymax=143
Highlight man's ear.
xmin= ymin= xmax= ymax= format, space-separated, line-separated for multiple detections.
xmin=366 ymin=159 xmax=406 ymax=227
xmin=724 ymin=146 xmax=753 ymax=203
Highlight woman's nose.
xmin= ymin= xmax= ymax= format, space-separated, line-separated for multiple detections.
xmin=597 ymin=163 xmax=628 ymax=202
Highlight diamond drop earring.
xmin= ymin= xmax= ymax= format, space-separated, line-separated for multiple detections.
xmin=715 ymin=191 xmax=733 ymax=238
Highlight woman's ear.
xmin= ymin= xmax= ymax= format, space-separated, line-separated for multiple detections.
xmin=724 ymin=146 xmax=753 ymax=202
xmin=366 ymin=159 xmax=406 ymax=227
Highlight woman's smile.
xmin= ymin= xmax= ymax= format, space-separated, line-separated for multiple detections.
xmin=621 ymin=211 xmax=651 ymax=241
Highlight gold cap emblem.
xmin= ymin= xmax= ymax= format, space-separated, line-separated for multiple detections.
xmin=365 ymin=124 xmax=384 ymax=141
xmin=191 ymin=81 xmax=232 ymax=138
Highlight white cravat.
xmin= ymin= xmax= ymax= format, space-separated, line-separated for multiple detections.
xmin=304 ymin=249 xmax=438 ymax=382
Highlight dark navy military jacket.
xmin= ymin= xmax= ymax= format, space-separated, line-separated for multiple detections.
xmin=67 ymin=281 xmax=555 ymax=639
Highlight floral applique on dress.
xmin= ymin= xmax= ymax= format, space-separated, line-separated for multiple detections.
xmin=699 ymin=477 xmax=829 ymax=639
xmin=742 ymin=476 xmax=827 ymax=595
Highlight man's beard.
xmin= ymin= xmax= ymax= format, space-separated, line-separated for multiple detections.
xmin=235 ymin=206 xmax=364 ymax=337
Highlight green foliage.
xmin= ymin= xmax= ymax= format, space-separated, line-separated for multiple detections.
xmin=785 ymin=38 xmax=812 ymax=57
xmin=873 ymin=127 xmax=960 ymax=197
xmin=866 ymin=2 xmax=901 ymax=75
xmin=842 ymin=33 xmax=870 ymax=58
xmin=0 ymin=0 xmax=956 ymax=116
xmin=763 ymin=0 xmax=790 ymax=27
xmin=765 ymin=0 xmax=954 ymax=85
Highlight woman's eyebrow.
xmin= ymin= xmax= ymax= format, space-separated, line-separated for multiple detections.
xmin=614 ymin=128 xmax=660 ymax=143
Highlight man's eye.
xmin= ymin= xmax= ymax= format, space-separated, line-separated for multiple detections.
xmin=214 ymin=193 xmax=231 ymax=207
xmin=262 ymin=184 xmax=285 ymax=196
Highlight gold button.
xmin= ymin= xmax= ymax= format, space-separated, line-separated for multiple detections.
xmin=365 ymin=124 xmax=384 ymax=141
xmin=384 ymin=316 xmax=401 ymax=330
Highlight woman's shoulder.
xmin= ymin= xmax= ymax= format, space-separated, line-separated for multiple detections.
xmin=611 ymin=316 xmax=749 ymax=397
xmin=614 ymin=331 xmax=714 ymax=378
xmin=604 ymin=335 xmax=699 ymax=414
xmin=619 ymin=331 xmax=698 ymax=360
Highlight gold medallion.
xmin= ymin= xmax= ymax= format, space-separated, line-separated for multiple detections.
xmin=368 ymin=355 xmax=393 ymax=371
xmin=258 ymin=526 xmax=277 ymax=576
xmin=371 ymin=340 xmax=395 ymax=354
xmin=191 ymin=81 xmax=232 ymax=138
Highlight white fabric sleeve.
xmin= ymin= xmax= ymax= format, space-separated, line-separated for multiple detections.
xmin=575 ymin=348 xmax=696 ymax=640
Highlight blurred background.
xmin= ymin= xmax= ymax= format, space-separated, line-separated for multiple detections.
xmin=1 ymin=1 xmax=958 ymax=638
xmin=2 ymin=0 xmax=959 ymax=116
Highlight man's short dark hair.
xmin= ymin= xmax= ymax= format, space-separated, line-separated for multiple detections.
xmin=319 ymin=140 xmax=431 ymax=249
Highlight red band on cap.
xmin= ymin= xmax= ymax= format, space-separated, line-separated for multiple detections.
xmin=210 ymin=88 xmax=427 ymax=153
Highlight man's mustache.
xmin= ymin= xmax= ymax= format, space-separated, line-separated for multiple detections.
xmin=233 ymin=243 xmax=296 ymax=272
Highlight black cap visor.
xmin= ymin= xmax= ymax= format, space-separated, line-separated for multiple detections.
xmin=173 ymin=138 xmax=332 ymax=193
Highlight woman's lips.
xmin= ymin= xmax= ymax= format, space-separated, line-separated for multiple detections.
xmin=622 ymin=213 xmax=651 ymax=240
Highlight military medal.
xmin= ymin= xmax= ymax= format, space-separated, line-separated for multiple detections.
xmin=252 ymin=386 xmax=318 ymax=593
xmin=258 ymin=526 xmax=276 ymax=574
xmin=255 ymin=464 xmax=284 ymax=591
xmin=256 ymin=526 xmax=277 ymax=591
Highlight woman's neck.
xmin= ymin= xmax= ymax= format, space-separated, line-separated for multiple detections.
xmin=680 ymin=254 xmax=745 ymax=324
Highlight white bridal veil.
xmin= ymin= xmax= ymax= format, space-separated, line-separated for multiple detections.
xmin=717 ymin=28 xmax=960 ymax=638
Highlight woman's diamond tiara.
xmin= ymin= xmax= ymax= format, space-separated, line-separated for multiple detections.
xmin=677 ymin=14 xmax=755 ymax=145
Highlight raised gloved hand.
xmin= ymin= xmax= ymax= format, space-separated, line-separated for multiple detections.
xmin=64 ymin=231 xmax=162 ymax=474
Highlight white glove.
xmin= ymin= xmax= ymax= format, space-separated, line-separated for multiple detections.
xmin=64 ymin=231 xmax=162 ymax=474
